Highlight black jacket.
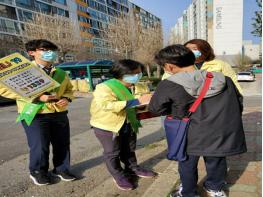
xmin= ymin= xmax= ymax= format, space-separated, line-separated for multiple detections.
xmin=149 ymin=71 xmax=247 ymax=157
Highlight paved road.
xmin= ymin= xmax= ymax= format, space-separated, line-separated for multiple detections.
xmin=0 ymin=97 xmax=92 ymax=164
xmin=0 ymin=96 xmax=165 ymax=164
xmin=240 ymin=73 xmax=262 ymax=96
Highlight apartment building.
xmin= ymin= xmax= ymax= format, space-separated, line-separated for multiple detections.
xmin=0 ymin=0 xmax=77 ymax=57
xmin=0 ymin=0 xmax=162 ymax=57
xmin=169 ymin=0 xmax=244 ymax=64
xmin=76 ymin=0 xmax=162 ymax=55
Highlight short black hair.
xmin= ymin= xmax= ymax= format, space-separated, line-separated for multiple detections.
xmin=25 ymin=39 xmax=58 ymax=51
xmin=155 ymin=44 xmax=195 ymax=68
xmin=109 ymin=59 xmax=144 ymax=79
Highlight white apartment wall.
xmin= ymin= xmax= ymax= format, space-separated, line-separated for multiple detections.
xmin=213 ymin=0 xmax=243 ymax=56
xmin=169 ymin=26 xmax=176 ymax=44
xmin=178 ymin=16 xmax=184 ymax=43
xmin=199 ymin=0 xmax=207 ymax=40
xmin=195 ymin=0 xmax=207 ymax=40
xmin=195 ymin=0 xmax=201 ymax=38
xmin=187 ymin=4 xmax=195 ymax=39
xmin=244 ymin=44 xmax=260 ymax=61
xmin=183 ymin=10 xmax=188 ymax=42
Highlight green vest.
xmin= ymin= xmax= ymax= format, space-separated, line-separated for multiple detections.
xmin=104 ymin=79 xmax=141 ymax=133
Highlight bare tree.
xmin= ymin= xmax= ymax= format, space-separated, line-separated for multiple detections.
xmin=76 ymin=46 xmax=103 ymax=60
xmin=0 ymin=34 xmax=24 ymax=58
xmin=22 ymin=13 xmax=81 ymax=61
xmin=133 ymin=19 xmax=163 ymax=78
xmin=102 ymin=11 xmax=163 ymax=77
xmin=103 ymin=12 xmax=134 ymax=59
xmin=234 ymin=53 xmax=253 ymax=71
xmin=251 ymin=0 xmax=262 ymax=37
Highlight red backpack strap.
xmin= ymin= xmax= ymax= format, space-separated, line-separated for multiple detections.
xmin=188 ymin=72 xmax=214 ymax=114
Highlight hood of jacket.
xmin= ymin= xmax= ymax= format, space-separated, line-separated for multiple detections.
xmin=166 ymin=70 xmax=226 ymax=98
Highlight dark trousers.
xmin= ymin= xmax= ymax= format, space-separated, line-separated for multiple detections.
xmin=178 ymin=155 xmax=227 ymax=197
xmin=94 ymin=123 xmax=138 ymax=179
xmin=22 ymin=112 xmax=70 ymax=173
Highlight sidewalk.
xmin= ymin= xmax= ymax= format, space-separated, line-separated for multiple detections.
xmin=0 ymin=100 xmax=260 ymax=197
xmin=145 ymin=105 xmax=262 ymax=197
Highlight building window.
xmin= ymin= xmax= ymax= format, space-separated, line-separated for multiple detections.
xmin=87 ymin=0 xmax=107 ymax=13
xmin=57 ymin=8 xmax=66 ymax=16
xmin=0 ymin=5 xmax=17 ymax=20
xmin=0 ymin=18 xmax=19 ymax=34
xmin=121 ymin=0 xmax=127 ymax=5
xmin=78 ymin=15 xmax=90 ymax=23
xmin=36 ymin=2 xmax=51 ymax=14
xmin=18 ymin=9 xmax=33 ymax=21
xmin=54 ymin=0 xmax=66 ymax=5
xmin=52 ymin=7 xmax=68 ymax=17
xmin=78 ymin=4 xmax=87 ymax=12
xmin=96 ymin=0 xmax=105 ymax=4
xmin=107 ymin=0 xmax=121 ymax=11
xmin=107 ymin=0 xmax=112 ymax=5
xmin=15 ymin=0 xmax=33 ymax=10
xmin=121 ymin=6 xmax=128 ymax=13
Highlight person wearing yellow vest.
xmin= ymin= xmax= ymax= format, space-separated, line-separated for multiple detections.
xmin=90 ymin=59 xmax=157 ymax=191
xmin=184 ymin=39 xmax=242 ymax=94
xmin=162 ymin=39 xmax=242 ymax=95
xmin=0 ymin=39 xmax=76 ymax=185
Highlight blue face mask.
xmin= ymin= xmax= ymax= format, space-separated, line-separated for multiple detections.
xmin=122 ymin=72 xmax=142 ymax=84
xmin=192 ymin=50 xmax=202 ymax=58
xmin=41 ymin=51 xmax=58 ymax=62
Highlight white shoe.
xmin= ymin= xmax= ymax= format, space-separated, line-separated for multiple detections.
xmin=170 ymin=184 xmax=200 ymax=197
xmin=204 ymin=186 xmax=227 ymax=197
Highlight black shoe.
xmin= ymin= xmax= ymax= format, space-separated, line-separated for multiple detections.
xmin=53 ymin=170 xmax=77 ymax=181
xmin=30 ymin=171 xmax=51 ymax=186
xmin=124 ymin=168 xmax=136 ymax=176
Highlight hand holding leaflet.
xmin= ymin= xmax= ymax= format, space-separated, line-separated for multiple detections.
xmin=138 ymin=93 xmax=152 ymax=105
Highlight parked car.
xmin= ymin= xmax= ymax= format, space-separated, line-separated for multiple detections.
xmin=237 ymin=71 xmax=255 ymax=82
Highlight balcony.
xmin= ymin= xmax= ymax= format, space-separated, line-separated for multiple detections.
xmin=0 ymin=0 xmax=14 ymax=5
xmin=0 ymin=26 xmax=19 ymax=35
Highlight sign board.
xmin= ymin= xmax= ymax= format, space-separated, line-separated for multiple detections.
xmin=0 ymin=53 xmax=60 ymax=101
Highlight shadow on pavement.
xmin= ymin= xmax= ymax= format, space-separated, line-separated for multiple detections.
xmin=71 ymin=129 xmax=166 ymax=178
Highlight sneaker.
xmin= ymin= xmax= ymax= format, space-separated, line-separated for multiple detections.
xmin=124 ymin=168 xmax=136 ymax=176
xmin=170 ymin=184 xmax=183 ymax=197
xmin=30 ymin=171 xmax=51 ymax=186
xmin=132 ymin=167 xmax=157 ymax=178
xmin=204 ymin=186 xmax=227 ymax=197
xmin=113 ymin=176 xmax=135 ymax=191
xmin=53 ymin=170 xmax=77 ymax=181
xmin=170 ymin=184 xmax=200 ymax=197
